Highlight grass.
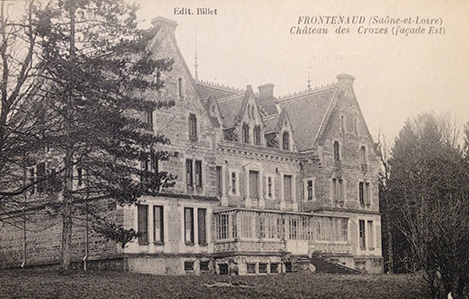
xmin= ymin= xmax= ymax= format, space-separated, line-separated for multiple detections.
xmin=0 ymin=269 xmax=427 ymax=298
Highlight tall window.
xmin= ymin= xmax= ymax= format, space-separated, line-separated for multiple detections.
xmin=153 ymin=206 xmax=164 ymax=244
xmin=216 ymin=166 xmax=223 ymax=196
xmin=367 ymin=220 xmax=374 ymax=249
xmin=333 ymin=141 xmax=340 ymax=161
xmin=283 ymin=175 xmax=292 ymax=202
xmin=360 ymin=146 xmax=367 ymax=166
xmin=359 ymin=182 xmax=371 ymax=207
xmin=184 ymin=207 xmax=194 ymax=244
xmin=266 ymin=176 xmax=273 ymax=199
xmin=354 ymin=118 xmax=359 ymax=135
xmin=282 ymin=131 xmax=290 ymax=150
xmin=332 ymin=178 xmax=344 ymax=203
xmin=230 ymin=171 xmax=238 ymax=195
xmin=242 ymin=123 xmax=249 ymax=143
xmin=359 ymin=220 xmax=366 ymax=249
xmin=305 ymin=179 xmax=314 ymax=201
xmin=186 ymin=159 xmax=193 ymax=187
xmin=253 ymin=126 xmax=261 ymax=145
xmin=195 ymin=160 xmax=203 ymax=188
xmin=249 ymin=170 xmax=259 ymax=199
xmin=189 ymin=113 xmax=197 ymax=141
xmin=138 ymin=205 xmax=149 ymax=245
xmin=145 ymin=109 xmax=154 ymax=130
xmin=340 ymin=115 xmax=345 ymax=132
xmin=198 ymin=208 xmax=207 ymax=245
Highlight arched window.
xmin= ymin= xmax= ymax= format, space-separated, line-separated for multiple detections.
xmin=333 ymin=141 xmax=340 ymax=161
xmin=242 ymin=123 xmax=250 ymax=143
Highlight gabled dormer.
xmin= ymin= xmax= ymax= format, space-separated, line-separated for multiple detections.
xmin=237 ymin=85 xmax=265 ymax=146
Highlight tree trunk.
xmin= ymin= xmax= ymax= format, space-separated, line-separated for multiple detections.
xmin=61 ymin=0 xmax=76 ymax=272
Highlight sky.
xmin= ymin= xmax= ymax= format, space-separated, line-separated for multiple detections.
xmin=132 ymin=0 xmax=469 ymax=144
xmin=5 ymin=0 xmax=469 ymax=144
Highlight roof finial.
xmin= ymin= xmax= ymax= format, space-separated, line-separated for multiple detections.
xmin=194 ymin=27 xmax=199 ymax=81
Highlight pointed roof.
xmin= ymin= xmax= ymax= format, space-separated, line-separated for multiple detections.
xmin=196 ymin=80 xmax=242 ymax=101
xmin=278 ymin=85 xmax=338 ymax=152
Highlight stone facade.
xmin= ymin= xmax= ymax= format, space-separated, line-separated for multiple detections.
xmin=0 ymin=17 xmax=383 ymax=275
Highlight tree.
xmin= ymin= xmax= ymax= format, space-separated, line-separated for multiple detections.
xmin=31 ymin=0 xmax=176 ymax=271
xmin=386 ymin=113 xmax=469 ymax=298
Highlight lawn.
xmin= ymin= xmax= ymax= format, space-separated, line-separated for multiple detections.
xmin=0 ymin=269 xmax=427 ymax=298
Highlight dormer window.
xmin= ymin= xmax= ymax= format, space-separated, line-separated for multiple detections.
xmin=282 ymin=131 xmax=290 ymax=150
xmin=253 ymin=126 xmax=261 ymax=145
xmin=242 ymin=123 xmax=249 ymax=143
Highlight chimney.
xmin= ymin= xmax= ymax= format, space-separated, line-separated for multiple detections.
xmin=336 ymin=74 xmax=355 ymax=89
xmin=258 ymin=83 xmax=275 ymax=99
xmin=151 ymin=17 xmax=178 ymax=36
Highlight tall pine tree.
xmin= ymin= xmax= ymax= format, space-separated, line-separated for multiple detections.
xmin=35 ymin=0 xmax=176 ymax=270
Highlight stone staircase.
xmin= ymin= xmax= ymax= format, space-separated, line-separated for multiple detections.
xmin=309 ymin=256 xmax=360 ymax=274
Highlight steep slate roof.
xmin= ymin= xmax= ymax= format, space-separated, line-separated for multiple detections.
xmin=217 ymin=93 xmax=248 ymax=128
xmin=257 ymin=98 xmax=279 ymax=116
xmin=196 ymin=80 xmax=242 ymax=101
xmin=263 ymin=114 xmax=280 ymax=133
xmin=278 ymin=86 xmax=338 ymax=152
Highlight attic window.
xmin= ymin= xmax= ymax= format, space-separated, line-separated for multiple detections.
xmin=282 ymin=131 xmax=290 ymax=150
xmin=254 ymin=126 xmax=261 ymax=145
xmin=211 ymin=106 xmax=215 ymax=113
xmin=340 ymin=115 xmax=345 ymax=132
xmin=178 ymin=78 xmax=184 ymax=98
xmin=242 ymin=123 xmax=249 ymax=143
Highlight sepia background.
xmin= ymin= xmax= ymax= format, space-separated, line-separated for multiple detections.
xmin=132 ymin=0 xmax=469 ymax=142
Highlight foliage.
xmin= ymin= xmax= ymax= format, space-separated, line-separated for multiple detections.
xmin=384 ymin=113 xmax=469 ymax=298
xmin=93 ymin=221 xmax=141 ymax=249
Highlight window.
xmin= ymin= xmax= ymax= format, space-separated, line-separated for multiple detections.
xmin=367 ymin=220 xmax=374 ymax=249
xmin=138 ymin=205 xmax=149 ymax=245
xmin=184 ymin=261 xmax=194 ymax=271
xmin=217 ymin=213 xmax=229 ymax=240
xmin=340 ymin=115 xmax=345 ymax=132
xmin=249 ymin=170 xmax=259 ymax=199
xmin=216 ymin=166 xmax=223 ymax=196
xmin=189 ymin=113 xmax=197 ymax=141
xmin=282 ymin=131 xmax=290 ymax=150
xmin=77 ymin=167 xmax=83 ymax=186
xmin=184 ymin=208 xmax=194 ymax=244
xmin=247 ymin=263 xmax=256 ymax=274
xmin=185 ymin=159 xmax=193 ymax=187
xmin=359 ymin=182 xmax=371 ymax=207
xmin=230 ymin=171 xmax=238 ymax=195
xmin=259 ymin=263 xmax=268 ymax=274
xmin=270 ymin=263 xmax=280 ymax=273
xmin=195 ymin=160 xmax=202 ymax=188
xmin=253 ymin=126 xmax=261 ymax=145
xmin=340 ymin=218 xmax=348 ymax=241
xmin=200 ymin=261 xmax=210 ymax=271
xmin=198 ymin=208 xmax=207 ymax=245
xmin=283 ymin=175 xmax=292 ymax=202
xmin=304 ymin=179 xmax=315 ymax=201
xmin=153 ymin=206 xmax=164 ymax=244
xmin=37 ymin=162 xmax=46 ymax=193
xmin=266 ymin=176 xmax=274 ymax=199
xmin=333 ymin=141 xmax=340 ymax=161
xmin=178 ymin=78 xmax=184 ymax=98
xmin=145 ymin=109 xmax=154 ymax=130
xmin=359 ymin=220 xmax=366 ymax=249
xmin=354 ymin=118 xmax=359 ymax=135
xmin=242 ymin=123 xmax=249 ymax=143
xmin=360 ymin=146 xmax=367 ymax=166
xmin=332 ymin=178 xmax=344 ymax=203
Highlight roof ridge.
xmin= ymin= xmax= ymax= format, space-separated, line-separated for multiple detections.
xmin=277 ymin=82 xmax=337 ymax=101
xmin=197 ymin=79 xmax=244 ymax=93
